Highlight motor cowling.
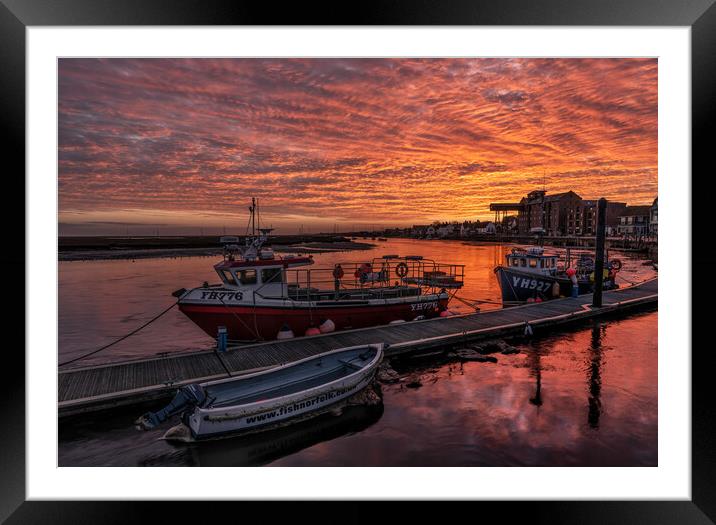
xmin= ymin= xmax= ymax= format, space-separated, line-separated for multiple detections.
xmin=136 ymin=383 xmax=207 ymax=430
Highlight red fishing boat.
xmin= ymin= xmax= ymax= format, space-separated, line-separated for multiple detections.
xmin=175 ymin=200 xmax=465 ymax=342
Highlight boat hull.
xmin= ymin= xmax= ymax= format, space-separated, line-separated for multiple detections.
xmin=179 ymin=294 xmax=449 ymax=341
xmin=183 ymin=344 xmax=383 ymax=440
xmin=494 ymin=266 xmax=616 ymax=305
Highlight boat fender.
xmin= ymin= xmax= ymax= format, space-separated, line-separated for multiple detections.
xmin=395 ymin=262 xmax=409 ymax=278
xmin=305 ymin=327 xmax=321 ymax=337
xmin=319 ymin=319 xmax=336 ymax=333
xmin=413 ymin=315 xmax=426 ymax=321
xmin=524 ymin=322 xmax=534 ymax=337
xmin=439 ymin=310 xmax=451 ymax=317
xmin=389 ymin=319 xmax=406 ymax=324
xmin=551 ymin=281 xmax=560 ymax=298
xmin=355 ymin=263 xmax=371 ymax=279
xmin=277 ymin=324 xmax=294 ymax=340
xmin=332 ymin=265 xmax=345 ymax=279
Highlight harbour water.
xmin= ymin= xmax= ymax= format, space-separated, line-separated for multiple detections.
xmin=58 ymin=238 xmax=657 ymax=466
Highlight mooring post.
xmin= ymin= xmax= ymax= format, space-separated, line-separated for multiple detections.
xmin=592 ymin=198 xmax=607 ymax=307
xmin=217 ymin=326 xmax=227 ymax=353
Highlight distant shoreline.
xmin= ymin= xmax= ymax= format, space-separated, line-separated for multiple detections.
xmin=58 ymin=239 xmax=376 ymax=261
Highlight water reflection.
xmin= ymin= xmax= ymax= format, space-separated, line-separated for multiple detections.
xmin=59 ymin=311 xmax=657 ymax=466
xmin=58 ymin=239 xmax=657 ymax=366
xmin=183 ymin=404 xmax=384 ymax=467
xmin=57 ymin=240 xmax=657 ymax=466
xmin=527 ymin=345 xmax=543 ymax=408
xmin=60 ymin=401 xmax=385 ymax=467
xmin=587 ymin=322 xmax=605 ymax=429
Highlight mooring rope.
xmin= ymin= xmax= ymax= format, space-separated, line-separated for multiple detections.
xmin=616 ymin=274 xmax=646 ymax=286
xmin=217 ymin=295 xmax=261 ymax=341
xmin=58 ymin=301 xmax=178 ymax=368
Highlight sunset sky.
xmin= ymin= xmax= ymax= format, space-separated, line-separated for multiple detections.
xmin=58 ymin=58 xmax=657 ymax=236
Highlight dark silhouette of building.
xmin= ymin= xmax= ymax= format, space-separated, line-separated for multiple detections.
xmin=578 ymin=200 xmax=627 ymax=236
xmin=649 ymin=198 xmax=658 ymax=238
xmin=491 ymin=189 xmax=633 ymax=237
xmin=516 ymin=190 xmax=582 ymax=236
xmin=617 ymin=205 xmax=651 ymax=236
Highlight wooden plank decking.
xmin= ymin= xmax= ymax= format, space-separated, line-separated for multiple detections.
xmin=58 ymin=278 xmax=657 ymax=417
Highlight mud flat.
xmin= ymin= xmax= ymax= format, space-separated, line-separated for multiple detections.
xmin=58 ymin=239 xmax=376 ymax=261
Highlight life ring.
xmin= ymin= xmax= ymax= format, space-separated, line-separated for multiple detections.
xmin=395 ymin=262 xmax=409 ymax=278
xmin=332 ymin=265 xmax=344 ymax=279
xmin=609 ymin=259 xmax=622 ymax=271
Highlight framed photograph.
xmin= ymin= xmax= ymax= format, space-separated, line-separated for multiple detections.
xmin=3 ymin=0 xmax=713 ymax=521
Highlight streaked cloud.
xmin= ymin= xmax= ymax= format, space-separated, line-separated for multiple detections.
xmin=59 ymin=58 xmax=657 ymax=234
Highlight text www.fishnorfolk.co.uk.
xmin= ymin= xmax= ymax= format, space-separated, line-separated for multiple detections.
xmin=244 ymin=387 xmax=351 ymax=425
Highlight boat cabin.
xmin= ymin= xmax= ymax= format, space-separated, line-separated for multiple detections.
xmin=505 ymin=247 xmax=559 ymax=276
xmin=214 ymin=255 xmax=313 ymax=297
xmin=212 ymin=249 xmax=465 ymax=303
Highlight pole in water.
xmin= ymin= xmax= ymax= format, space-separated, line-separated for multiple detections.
xmin=593 ymin=197 xmax=607 ymax=307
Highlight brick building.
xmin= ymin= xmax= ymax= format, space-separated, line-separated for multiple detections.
xmin=492 ymin=189 xmax=629 ymax=236
xmin=617 ymin=205 xmax=651 ymax=236
xmin=516 ymin=190 xmax=582 ymax=236
xmin=649 ymin=198 xmax=658 ymax=238
xmin=578 ymin=200 xmax=627 ymax=236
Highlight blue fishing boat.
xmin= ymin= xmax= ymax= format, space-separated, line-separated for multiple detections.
xmin=494 ymin=247 xmax=621 ymax=305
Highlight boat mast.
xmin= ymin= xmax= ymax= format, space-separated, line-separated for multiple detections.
xmin=250 ymin=197 xmax=256 ymax=237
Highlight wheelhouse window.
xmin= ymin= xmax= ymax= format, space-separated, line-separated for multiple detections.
xmin=261 ymin=267 xmax=283 ymax=284
xmin=219 ymin=269 xmax=237 ymax=285
xmin=529 ymin=258 xmax=538 ymax=268
xmin=520 ymin=258 xmax=526 ymax=267
xmin=237 ymin=269 xmax=257 ymax=285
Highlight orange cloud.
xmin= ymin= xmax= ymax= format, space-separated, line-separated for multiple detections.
xmin=58 ymin=58 xmax=657 ymax=234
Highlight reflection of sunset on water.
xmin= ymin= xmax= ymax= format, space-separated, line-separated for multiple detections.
xmin=58 ymin=58 xmax=657 ymax=234
xmin=269 ymin=311 xmax=657 ymax=467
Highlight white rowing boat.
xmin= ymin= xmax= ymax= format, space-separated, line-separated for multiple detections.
xmin=136 ymin=343 xmax=384 ymax=441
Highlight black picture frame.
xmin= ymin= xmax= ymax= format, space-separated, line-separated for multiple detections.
xmin=2 ymin=0 xmax=713 ymax=522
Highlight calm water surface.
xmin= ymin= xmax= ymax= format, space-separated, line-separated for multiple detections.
xmin=58 ymin=239 xmax=657 ymax=466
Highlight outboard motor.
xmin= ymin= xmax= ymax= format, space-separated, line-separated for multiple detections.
xmin=136 ymin=383 xmax=207 ymax=431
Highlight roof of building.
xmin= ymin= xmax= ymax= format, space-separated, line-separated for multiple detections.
xmin=619 ymin=205 xmax=652 ymax=217
xmin=543 ymin=190 xmax=582 ymax=202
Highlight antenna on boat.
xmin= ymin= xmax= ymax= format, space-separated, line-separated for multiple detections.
xmin=251 ymin=197 xmax=256 ymax=236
